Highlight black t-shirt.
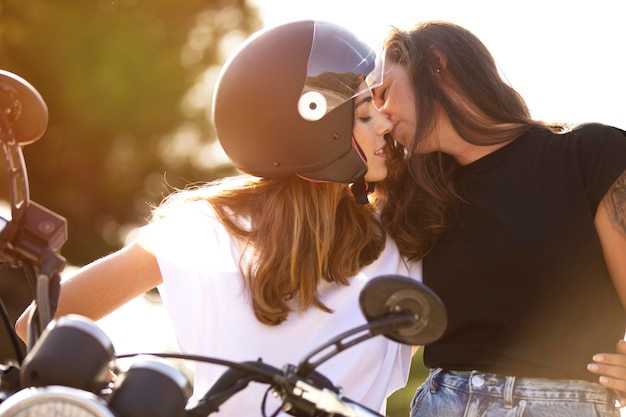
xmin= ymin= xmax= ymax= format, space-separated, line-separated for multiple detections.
xmin=423 ymin=123 xmax=626 ymax=381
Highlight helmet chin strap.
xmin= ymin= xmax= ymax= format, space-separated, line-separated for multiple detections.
xmin=349 ymin=137 xmax=374 ymax=205
xmin=350 ymin=176 xmax=375 ymax=205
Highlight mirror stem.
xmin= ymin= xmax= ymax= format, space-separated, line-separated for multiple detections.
xmin=295 ymin=312 xmax=415 ymax=377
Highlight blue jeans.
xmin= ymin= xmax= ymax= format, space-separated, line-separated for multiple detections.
xmin=410 ymin=368 xmax=620 ymax=417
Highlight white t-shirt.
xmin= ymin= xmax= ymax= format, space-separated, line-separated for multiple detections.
xmin=140 ymin=200 xmax=422 ymax=416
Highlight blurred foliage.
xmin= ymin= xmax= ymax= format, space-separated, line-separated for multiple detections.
xmin=387 ymin=347 xmax=428 ymax=417
xmin=0 ymin=0 xmax=261 ymax=265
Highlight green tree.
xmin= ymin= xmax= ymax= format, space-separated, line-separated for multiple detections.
xmin=0 ymin=0 xmax=260 ymax=265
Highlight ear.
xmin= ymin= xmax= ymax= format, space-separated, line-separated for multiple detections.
xmin=429 ymin=45 xmax=448 ymax=74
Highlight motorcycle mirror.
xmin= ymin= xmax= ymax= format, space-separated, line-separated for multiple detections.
xmin=359 ymin=275 xmax=447 ymax=345
xmin=0 ymin=70 xmax=48 ymax=145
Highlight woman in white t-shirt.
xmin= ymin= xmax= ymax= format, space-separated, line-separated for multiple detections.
xmin=16 ymin=21 xmax=422 ymax=415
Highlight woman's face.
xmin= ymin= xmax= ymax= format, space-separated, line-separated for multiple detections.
xmin=353 ymin=92 xmax=392 ymax=182
xmin=372 ymin=63 xmax=417 ymax=148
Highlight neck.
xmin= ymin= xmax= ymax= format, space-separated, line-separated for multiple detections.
xmin=433 ymin=110 xmax=513 ymax=166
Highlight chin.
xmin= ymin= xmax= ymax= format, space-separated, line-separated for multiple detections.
xmin=364 ymin=170 xmax=387 ymax=183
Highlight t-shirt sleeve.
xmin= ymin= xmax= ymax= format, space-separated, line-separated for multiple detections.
xmin=574 ymin=123 xmax=626 ymax=211
xmin=138 ymin=201 xmax=244 ymax=353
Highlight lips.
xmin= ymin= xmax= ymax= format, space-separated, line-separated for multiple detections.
xmin=374 ymin=145 xmax=386 ymax=157
xmin=390 ymin=125 xmax=409 ymax=147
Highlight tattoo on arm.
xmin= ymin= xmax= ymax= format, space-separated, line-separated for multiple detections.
xmin=605 ymin=169 xmax=626 ymax=237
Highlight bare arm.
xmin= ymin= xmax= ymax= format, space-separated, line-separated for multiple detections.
xmin=597 ymin=168 xmax=626 ymax=306
xmin=14 ymin=236 xmax=162 ymax=342
xmin=588 ymin=168 xmax=626 ymax=400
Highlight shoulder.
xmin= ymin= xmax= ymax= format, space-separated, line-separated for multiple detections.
xmin=142 ymin=200 xmax=225 ymax=249
xmin=568 ymin=122 xmax=626 ymax=145
xmin=564 ymin=123 xmax=626 ymax=208
xmin=552 ymin=123 xmax=626 ymax=170
xmin=140 ymin=199 xmax=245 ymax=272
xmin=155 ymin=198 xmax=219 ymax=224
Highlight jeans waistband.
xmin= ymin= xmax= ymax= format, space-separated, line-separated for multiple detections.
xmin=429 ymin=368 xmax=617 ymax=406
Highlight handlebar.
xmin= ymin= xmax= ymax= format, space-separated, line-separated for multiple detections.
xmin=5 ymin=314 xmax=393 ymax=417
xmin=285 ymin=380 xmax=382 ymax=417
xmin=0 ymin=274 xmax=446 ymax=417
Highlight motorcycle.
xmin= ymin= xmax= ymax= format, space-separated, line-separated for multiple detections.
xmin=0 ymin=69 xmax=448 ymax=417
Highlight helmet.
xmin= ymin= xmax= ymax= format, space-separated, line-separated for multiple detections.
xmin=212 ymin=20 xmax=384 ymax=183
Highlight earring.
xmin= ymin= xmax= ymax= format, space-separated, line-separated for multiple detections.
xmin=436 ymin=68 xmax=441 ymax=74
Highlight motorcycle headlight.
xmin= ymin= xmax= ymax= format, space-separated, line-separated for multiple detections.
xmin=0 ymin=385 xmax=115 ymax=417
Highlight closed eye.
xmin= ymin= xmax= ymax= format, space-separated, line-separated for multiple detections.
xmin=355 ymin=94 xmax=373 ymax=122
xmin=372 ymin=87 xmax=387 ymax=109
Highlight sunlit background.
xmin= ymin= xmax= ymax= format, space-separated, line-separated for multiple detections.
xmin=0 ymin=0 xmax=624 ymax=416
xmin=251 ymin=0 xmax=625 ymax=128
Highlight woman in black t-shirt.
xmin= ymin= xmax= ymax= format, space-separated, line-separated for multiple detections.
xmin=374 ymin=20 xmax=626 ymax=417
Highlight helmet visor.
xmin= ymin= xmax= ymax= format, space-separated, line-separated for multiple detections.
xmin=298 ymin=21 xmax=385 ymax=121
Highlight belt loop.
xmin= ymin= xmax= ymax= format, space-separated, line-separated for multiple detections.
xmin=503 ymin=376 xmax=515 ymax=408
xmin=428 ymin=368 xmax=443 ymax=393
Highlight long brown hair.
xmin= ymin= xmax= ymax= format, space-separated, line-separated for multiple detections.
xmin=380 ymin=21 xmax=559 ymax=261
xmin=153 ymin=175 xmax=388 ymax=325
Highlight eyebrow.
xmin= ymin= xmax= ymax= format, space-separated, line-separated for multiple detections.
xmin=355 ymin=94 xmax=373 ymax=108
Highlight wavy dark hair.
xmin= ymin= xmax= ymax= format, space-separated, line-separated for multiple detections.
xmin=379 ymin=21 xmax=561 ymax=261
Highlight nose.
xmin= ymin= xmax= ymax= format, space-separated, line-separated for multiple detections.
xmin=375 ymin=109 xmax=393 ymax=136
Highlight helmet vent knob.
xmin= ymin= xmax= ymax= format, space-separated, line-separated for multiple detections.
xmin=298 ymin=90 xmax=327 ymax=121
